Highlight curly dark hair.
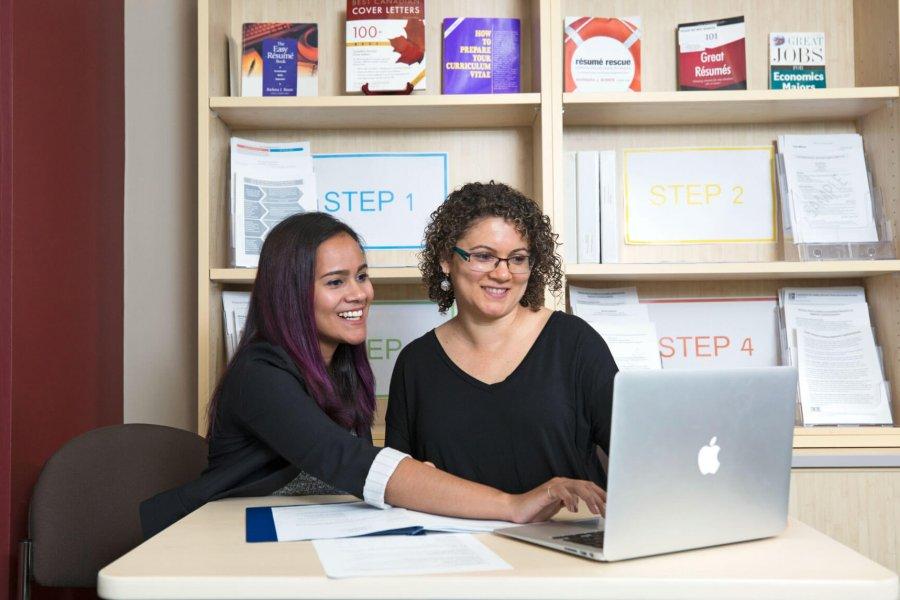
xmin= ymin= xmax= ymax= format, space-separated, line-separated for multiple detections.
xmin=420 ymin=181 xmax=563 ymax=313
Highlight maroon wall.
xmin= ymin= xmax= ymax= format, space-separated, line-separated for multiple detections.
xmin=2 ymin=1 xmax=125 ymax=598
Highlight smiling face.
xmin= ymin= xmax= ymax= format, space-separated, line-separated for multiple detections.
xmin=441 ymin=217 xmax=531 ymax=321
xmin=313 ymin=233 xmax=374 ymax=364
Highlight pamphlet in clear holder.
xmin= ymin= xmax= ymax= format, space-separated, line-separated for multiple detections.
xmin=776 ymin=153 xmax=896 ymax=262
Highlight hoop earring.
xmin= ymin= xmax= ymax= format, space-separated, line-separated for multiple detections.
xmin=440 ymin=276 xmax=451 ymax=292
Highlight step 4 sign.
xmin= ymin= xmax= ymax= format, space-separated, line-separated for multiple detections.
xmin=624 ymin=146 xmax=776 ymax=244
xmin=366 ymin=301 xmax=453 ymax=396
xmin=643 ymin=296 xmax=778 ymax=369
xmin=314 ymin=153 xmax=448 ymax=253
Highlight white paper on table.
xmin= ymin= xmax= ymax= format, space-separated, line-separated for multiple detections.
xmin=230 ymin=137 xmax=317 ymax=267
xmin=796 ymin=328 xmax=893 ymax=425
xmin=568 ymin=286 xmax=639 ymax=319
xmin=589 ymin=321 xmax=661 ymax=370
xmin=313 ymin=534 xmax=512 ymax=579
xmin=270 ymin=502 xmax=417 ymax=541
xmin=366 ymin=302 xmax=453 ymax=396
xmin=782 ymin=302 xmax=873 ymax=366
xmin=778 ymin=134 xmax=876 ymax=243
xmin=402 ymin=510 xmax=515 ymax=533
xmin=644 ymin=297 xmax=779 ymax=369
xmin=623 ymin=146 xmax=776 ymax=244
xmin=269 ymin=502 xmax=516 ymax=541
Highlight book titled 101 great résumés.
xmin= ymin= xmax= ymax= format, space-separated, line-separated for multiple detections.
xmin=677 ymin=16 xmax=746 ymax=91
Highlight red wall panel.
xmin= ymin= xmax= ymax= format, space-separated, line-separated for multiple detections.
xmin=3 ymin=1 xmax=125 ymax=598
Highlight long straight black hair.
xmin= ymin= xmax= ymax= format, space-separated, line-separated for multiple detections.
xmin=206 ymin=212 xmax=376 ymax=438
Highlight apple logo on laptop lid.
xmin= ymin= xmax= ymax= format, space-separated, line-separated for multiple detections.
xmin=697 ymin=437 xmax=721 ymax=475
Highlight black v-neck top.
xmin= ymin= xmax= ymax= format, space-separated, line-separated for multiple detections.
xmin=385 ymin=311 xmax=618 ymax=493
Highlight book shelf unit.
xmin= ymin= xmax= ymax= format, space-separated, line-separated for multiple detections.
xmin=199 ymin=0 xmax=900 ymax=452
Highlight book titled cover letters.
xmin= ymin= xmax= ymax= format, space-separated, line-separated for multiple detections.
xmin=564 ymin=17 xmax=641 ymax=92
xmin=677 ymin=16 xmax=746 ymax=91
xmin=442 ymin=18 xmax=520 ymax=94
xmin=242 ymin=23 xmax=318 ymax=96
xmin=346 ymin=0 xmax=426 ymax=93
xmin=769 ymin=32 xmax=826 ymax=89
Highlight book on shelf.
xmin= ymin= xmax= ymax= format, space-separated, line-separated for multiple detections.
xmin=241 ymin=23 xmax=318 ymax=96
xmin=677 ymin=16 xmax=746 ymax=91
xmin=229 ymin=137 xmax=317 ymax=268
xmin=563 ymin=152 xmax=578 ymax=264
xmin=576 ymin=151 xmax=600 ymax=263
xmin=563 ymin=17 xmax=641 ymax=92
xmin=570 ymin=150 xmax=619 ymax=264
xmin=346 ymin=0 xmax=425 ymax=93
xmin=769 ymin=32 xmax=825 ymax=89
xmin=778 ymin=286 xmax=893 ymax=426
xmin=442 ymin=18 xmax=520 ymax=94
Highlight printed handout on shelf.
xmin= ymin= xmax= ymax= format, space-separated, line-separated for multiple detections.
xmin=367 ymin=301 xmax=453 ymax=396
xmin=781 ymin=302 xmax=873 ymax=367
xmin=644 ymin=297 xmax=779 ymax=369
xmin=777 ymin=134 xmax=877 ymax=244
xmin=313 ymin=152 xmax=448 ymax=266
xmin=588 ymin=321 xmax=661 ymax=370
xmin=569 ymin=285 xmax=639 ymax=313
xmin=796 ymin=328 xmax=893 ymax=425
xmin=230 ymin=137 xmax=316 ymax=267
xmin=222 ymin=291 xmax=251 ymax=359
xmin=313 ymin=534 xmax=511 ymax=579
xmin=623 ymin=146 xmax=776 ymax=245
xmin=778 ymin=286 xmax=866 ymax=305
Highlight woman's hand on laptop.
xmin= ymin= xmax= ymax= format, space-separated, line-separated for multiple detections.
xmin=508 ymin=477 xmax=606 ymax=523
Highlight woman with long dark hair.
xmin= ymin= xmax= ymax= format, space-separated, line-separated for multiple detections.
xmin=141 ymin=212 xmax=605 ymax=538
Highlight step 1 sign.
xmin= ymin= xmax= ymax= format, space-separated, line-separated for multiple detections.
xmin=314 ymin=153 xmax=448 ymax=263
xmin=624 ymin=146 xmax=776 ymax=244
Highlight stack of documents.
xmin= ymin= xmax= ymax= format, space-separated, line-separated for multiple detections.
xmin=777 ymin=134 xmax=878 ymax=245
xmin=564 ymin=151 xmax=618 ymax=264
xmin=246 ymin=502 xmax=515 ymax=579
xmin=569 ymin=286 xmax=660 ymax=370
xmin=230 ymin=137 xmax=317 ymax=267
xmin=222 ymin=291 xmax=251 ymax=359
xmin=778 ymin=286 xmax=892 ymax=425
xmin=246 ymin=501 xmax=515 ymax=543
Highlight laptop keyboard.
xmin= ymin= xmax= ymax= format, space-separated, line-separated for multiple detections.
xmin=554 ymin=531 xmax=605 ymax=548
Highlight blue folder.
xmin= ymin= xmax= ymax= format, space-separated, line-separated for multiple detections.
xmin=245 ymin=506 xmax=426 ymax=543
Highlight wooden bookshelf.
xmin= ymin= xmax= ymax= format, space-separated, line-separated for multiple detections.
xmin=562 ymin=87 xmax=899 ymax=126
xmin=565 ymin=260 xmax=900 ymax=282
xmin=210 ymin=267 xmax=423 ymax=285
xmin=211 ymin=94 xmax=542 ymax=130
xmin=199 ymin=0 xmax=900 ymax=455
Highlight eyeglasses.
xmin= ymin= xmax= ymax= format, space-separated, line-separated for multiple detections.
xmin=451 ymin=246 xmax=533 ymax=274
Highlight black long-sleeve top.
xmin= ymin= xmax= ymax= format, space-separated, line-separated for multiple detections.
xmin=140 ymin=341 xmax=381 ymax=538
xmin=385 ymin=311 xmax=618 ymax=493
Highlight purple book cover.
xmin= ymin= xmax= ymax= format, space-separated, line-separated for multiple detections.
xmin=442 ymin=18 xmax=520 ymax=94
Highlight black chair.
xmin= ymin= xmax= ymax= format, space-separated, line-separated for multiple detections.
xmin=18 ymin=423 xmax=208 ymax=599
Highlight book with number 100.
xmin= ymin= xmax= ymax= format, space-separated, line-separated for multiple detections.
xmin=346 ymin=0 xmax=426 ymax=93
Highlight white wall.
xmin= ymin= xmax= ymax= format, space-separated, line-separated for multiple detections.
xmin=124 ymin=0 xmax=197 ymax=430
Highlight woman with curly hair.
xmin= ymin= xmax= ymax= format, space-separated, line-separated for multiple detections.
xmin=386 ymin=182 xmax=618 ymax=502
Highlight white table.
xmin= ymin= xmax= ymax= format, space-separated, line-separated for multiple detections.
xmin=99 ymin=495 xmax=899 ymax=600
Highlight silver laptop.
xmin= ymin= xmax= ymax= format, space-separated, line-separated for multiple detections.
xmin=495 ymin=367 xmax=798 ymax=561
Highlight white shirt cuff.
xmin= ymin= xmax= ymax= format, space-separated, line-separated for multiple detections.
xmin=363 ymin=447 xmax=409 ymax=509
